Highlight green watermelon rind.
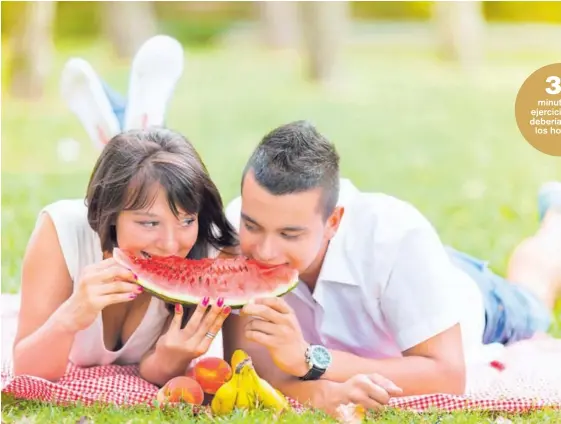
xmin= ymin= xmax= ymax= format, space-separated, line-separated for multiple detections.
xmin=113 ymin=248 xmax=299 ymax=309
xmin=133 ymin=276 xmax=299 ymax=309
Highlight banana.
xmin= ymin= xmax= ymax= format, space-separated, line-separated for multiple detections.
xmin=247 ymin=366 xmax=289 ymax=412
xmin=211 ymin=349 xmax=289 ymax=416
xmin=234 ymin=360 xmax=257 ymax=409
xmin=211 ymin=355 xmax=256 ymax=415
xmin=210 ymin=372 xmax=239 ymax=416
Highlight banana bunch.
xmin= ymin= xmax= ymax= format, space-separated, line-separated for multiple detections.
xmin=211 ymin=350 xmax=289 ymax=416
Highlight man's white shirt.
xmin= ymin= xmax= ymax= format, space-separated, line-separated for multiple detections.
xmin=225 ymin=179 xmax=490 ymax=371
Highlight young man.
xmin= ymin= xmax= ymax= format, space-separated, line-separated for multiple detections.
xmin=222 ymin=120 xmax=561 ymax=414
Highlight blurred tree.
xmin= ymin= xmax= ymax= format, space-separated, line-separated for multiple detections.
xmin=102 ymin=1 xmax=157 ymax=58
xmin=433 ymin=1 xmax=484 ymax=69
xmin=258 ymin=1 xmax=299 ymax=49
xmin=300 ymin=1 xmax=349 ymax=85
xmin=7 ymin=1 xmax=56 ymax=99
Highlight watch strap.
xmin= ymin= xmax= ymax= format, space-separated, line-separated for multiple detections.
xmin=299 ymin=364 xmax=326 ymax=381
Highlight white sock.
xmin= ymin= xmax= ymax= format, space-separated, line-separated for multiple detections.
xmin=60 ymin=58 xmax=121 ymax=150
xmin=123 ymin=35 xmax=185 ymax=131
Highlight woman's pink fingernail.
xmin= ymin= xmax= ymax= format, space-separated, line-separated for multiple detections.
xmin=201 ymin=296 xmax=209 ymax=307
xmin=217 ymin=297 xmax=224 ymax=308
xmin=129 ymin=293 xmax=137 ymax=299
xmin=175 ymin=304 xmax=182 ymax=314
xmin=222 ymin=306 xmax=232 ymax=315
xmin=136 ymin=286 xmax=143 ymax=293
xmin=133 ymin=273 xmax=138 ymax=280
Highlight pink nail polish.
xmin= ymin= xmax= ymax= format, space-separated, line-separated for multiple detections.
xmin=202 ymin=296 xmax=210 ymax=307
xmin=136 ymin=286 xmax=143 ymax=293
xmin=217 ymin=297 xmax=224 ymax=308
xmin=129 ymin=293 xmax=137 ymax=299
xmin=133 ymin=273 xmax=138 ymax=280
xmin=222 ymin=306 xmax=232 ymax=315
xmin=175 ymin=304 xmax=182 ymax=314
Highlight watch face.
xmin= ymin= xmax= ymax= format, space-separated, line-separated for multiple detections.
xmin=310 ymin=346 xmax=332 ymax=368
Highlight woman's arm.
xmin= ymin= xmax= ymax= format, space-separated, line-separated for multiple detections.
xmin=13 ymin=213 xmax=81 ymax=381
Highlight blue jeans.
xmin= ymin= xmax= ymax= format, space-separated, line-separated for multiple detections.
xmin=446 ymin=247 xmax=552 ymax=345
xmin=102 ymin=82 xmax=126 ymax=130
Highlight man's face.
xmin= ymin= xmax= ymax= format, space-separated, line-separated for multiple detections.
xmin=238 ymin=171 xmax=341 ymax=275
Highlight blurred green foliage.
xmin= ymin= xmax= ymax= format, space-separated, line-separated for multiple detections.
xmin=2 ymin=1 xmax=561 ymax=48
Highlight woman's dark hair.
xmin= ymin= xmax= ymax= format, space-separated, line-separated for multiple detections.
xmin=86 ymin=128 xmax=238 ymax=257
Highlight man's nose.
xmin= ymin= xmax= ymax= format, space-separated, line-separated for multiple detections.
xmin=253 ymin=237 xmax=279 ymax=263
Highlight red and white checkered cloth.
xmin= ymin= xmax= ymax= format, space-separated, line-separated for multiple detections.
xmin=2 ymin=294 xmax=561 ymax=412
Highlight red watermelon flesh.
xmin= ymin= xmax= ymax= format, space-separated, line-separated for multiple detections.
xmin=113 ymin=248 xmax=299 ymax=308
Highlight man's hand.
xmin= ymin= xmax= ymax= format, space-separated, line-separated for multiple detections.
xmin=324 ymin=373 xmax=403 ymax=417
xmin=240 ymin=297 xmax=309 ymax=377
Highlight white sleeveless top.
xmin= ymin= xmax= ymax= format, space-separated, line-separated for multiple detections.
xmin=40 ymin=199 xmax=171 ymax=367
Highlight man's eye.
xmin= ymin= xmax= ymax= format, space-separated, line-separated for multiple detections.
xmin=244 ymin=222 xmax=257 ymax=232
xmin=281 ymin=233 xmax=299 ymax=240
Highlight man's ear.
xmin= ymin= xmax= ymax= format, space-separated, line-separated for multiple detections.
xmin=326 ymin=206 xmax=344 ymax=240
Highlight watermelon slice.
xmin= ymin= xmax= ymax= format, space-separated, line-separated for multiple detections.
xmin=113 ymin=248 xmax=299 ymax=308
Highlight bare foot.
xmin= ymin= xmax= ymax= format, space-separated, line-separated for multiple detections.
xmin=507 ymin=233 xmax=561 ymax=310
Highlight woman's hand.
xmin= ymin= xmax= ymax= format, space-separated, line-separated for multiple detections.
xmin=60 ymin=258 xmax=141 ymax=333
xmin=154 ymin=299 xmax=232 ymax=372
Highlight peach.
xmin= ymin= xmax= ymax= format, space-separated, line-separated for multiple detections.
xmin=158 ymin=376 xmax=204 ymax=405
xmin=192 ymin=357 xmax=233 ymax=394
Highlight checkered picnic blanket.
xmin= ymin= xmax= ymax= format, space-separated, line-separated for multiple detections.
xmin=3 ymin=294 xmax=561 ymax=413
xmin=2 ymin=357 xmax=560 ymax=413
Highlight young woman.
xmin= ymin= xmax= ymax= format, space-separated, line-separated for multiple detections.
xmin=13 ymin=128 xmax=238 ymax=386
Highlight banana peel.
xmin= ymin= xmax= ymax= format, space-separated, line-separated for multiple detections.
xmin=210 ymin=349 xmax=289 ymax=416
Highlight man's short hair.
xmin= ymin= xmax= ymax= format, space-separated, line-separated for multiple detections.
xmin=242 ymin=120 xmax=340 ymax=218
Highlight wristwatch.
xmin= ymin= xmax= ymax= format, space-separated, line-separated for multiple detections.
xmin=299 ymin=344 xmax=332 ymax=381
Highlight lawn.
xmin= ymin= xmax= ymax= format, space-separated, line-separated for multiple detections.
xmin=2 ymin=25 xmax=561 ymax=422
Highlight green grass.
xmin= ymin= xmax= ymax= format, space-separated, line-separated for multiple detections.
xmin=2 ymin=26 xmax=561 ymax=422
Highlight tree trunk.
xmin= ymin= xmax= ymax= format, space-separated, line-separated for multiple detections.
xmin=299 ymin=1 xmax=349 ymax=84
xmin=8 ymin=1 xmax=56 ymax=99
xmin=102 ymin=1 xmax=157 ymax=59
xmin=258 ymin=1 xmax=299 ymax=49
xmin=433 ymin=1 xmax=484 ymax=69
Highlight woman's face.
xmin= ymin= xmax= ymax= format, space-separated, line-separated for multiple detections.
xmin=115 ymin=184 xmax=199 ymax=258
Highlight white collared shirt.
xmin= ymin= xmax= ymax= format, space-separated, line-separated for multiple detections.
xmin=225 ymin=179 xmax=486 ymax=364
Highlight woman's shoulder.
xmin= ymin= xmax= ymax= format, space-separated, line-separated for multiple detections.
xmin=39 ymin=198 xmax=102 ymax=280
xmin=40 ymin=199 xmax=92 ymax=238
xmin=41 ymin=198 xmax=88 ymax=218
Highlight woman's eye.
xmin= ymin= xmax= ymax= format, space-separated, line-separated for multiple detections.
xmin=138 ymin=221 xmax=158 ymax=228
xmin=181 ymin=218 xmax=195 ymax=227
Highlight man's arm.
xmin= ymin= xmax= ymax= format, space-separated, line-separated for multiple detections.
xmin=241 ymin=298 xmax=465 ymax=397
xmin=223 ymin=314 xmax=403 ymax=415
xmin=316 ymin=323 xmax=465 ymax=395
